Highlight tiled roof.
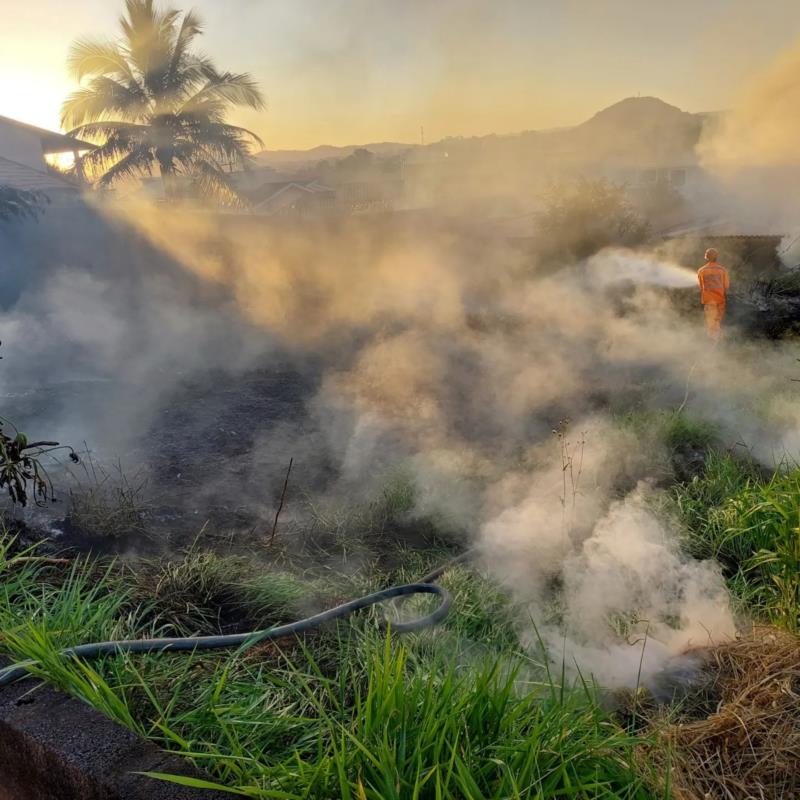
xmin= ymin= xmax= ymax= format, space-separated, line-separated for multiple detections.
xmin=0 ymin=156 xmax=80 ymax=194
xmin=661 ymin=219 xmax=788 ymax=238
xmin=244 ymin=180 xmax=334 ymax=205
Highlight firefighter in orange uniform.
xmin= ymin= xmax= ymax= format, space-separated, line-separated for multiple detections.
xmin=697 ymin=248 xmax=729 ymax=342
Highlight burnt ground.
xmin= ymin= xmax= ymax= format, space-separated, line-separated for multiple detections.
xmin=141 ymin=363 xmax=324 ymax=530
xmin=2 ymin=361 xmax=327 ymax=553
xmin=4 ymin=274 xmax=799 ymax=557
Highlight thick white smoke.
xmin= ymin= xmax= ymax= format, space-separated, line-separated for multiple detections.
xmin=1 ymin=200 xmax=797 ymax=686
xmin=477 ymin=421 xmax=735 ymax=689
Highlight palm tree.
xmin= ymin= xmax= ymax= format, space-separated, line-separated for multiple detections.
xmin=61 ymin=0 xmax=265 ymax=204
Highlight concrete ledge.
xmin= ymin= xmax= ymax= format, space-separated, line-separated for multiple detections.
xmin=0 ymin=674 xmax=221 ymax=799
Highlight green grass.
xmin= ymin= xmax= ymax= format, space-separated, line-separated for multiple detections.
xmin=9 ymin=441 xmax=800 ymax=797
xmin=660 ymin=413 xmax=718 ymax=454
xmin=131 ymin=547 xmax=311 ymax=637
xmin=0 ymin=535 xmax=656 ymax=799
xmin=302 ymin=469 xmax=457 ymax=562
xmin=614 ymin=410 xmax=719 ymax=455
xmin=672 ymin=452 xmax=761 ymax=564
xmin=674 ymin=453 xmax=800 ymax=630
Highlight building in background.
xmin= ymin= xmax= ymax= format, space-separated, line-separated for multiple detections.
xmin=0 ymin=115 xmax=92 ymax=202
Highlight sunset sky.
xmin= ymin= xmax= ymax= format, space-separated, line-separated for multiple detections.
xmin=2 ymin=0 xmax=799 ymax=150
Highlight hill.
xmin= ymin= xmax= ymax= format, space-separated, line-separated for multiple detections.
xmin=567 ymin=96 xmax=705 ymax=162
xmin=255 ymin=141 xmax=417 ymax=168
xmin=254 ymin=97 xmax=711 ymax=169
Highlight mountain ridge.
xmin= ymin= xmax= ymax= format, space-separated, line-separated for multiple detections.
xmin=255 ymin=97 xmax=717 ymax=168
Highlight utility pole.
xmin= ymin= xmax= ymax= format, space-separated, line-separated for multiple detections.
xmin=420 ymin=125 xmax=425 ymax=146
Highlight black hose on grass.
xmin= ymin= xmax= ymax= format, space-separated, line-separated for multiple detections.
xmin=416 ymin=550 xmax=474 ymax=584
xmin=0 ymin=551 xmax=475 ymax=687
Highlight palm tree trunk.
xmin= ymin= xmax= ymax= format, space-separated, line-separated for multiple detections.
xmin=158 ymin=154 xmax=178 ymax=200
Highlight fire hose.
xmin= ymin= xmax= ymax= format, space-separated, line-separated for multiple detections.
xmin=0 ymin=551 xmax=474 ymax=688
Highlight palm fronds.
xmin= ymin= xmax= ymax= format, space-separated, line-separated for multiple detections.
xmin=61 ymin=0 xmax=265 ymax=204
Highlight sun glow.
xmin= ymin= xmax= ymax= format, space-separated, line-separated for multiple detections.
xmin=44 ymin=152 xmax=77 ymax=172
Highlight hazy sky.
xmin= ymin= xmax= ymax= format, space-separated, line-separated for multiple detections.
xmin=2 ymin=0 xmax=799 ymax=150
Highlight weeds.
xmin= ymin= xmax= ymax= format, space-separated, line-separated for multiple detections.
xmin=660 ymin=413 xmax=718 ymax=455
xmin=554 ymin=420 xmax=586 ymax=546
xmin=675 ymin=453 xmax=800 ymax=630
xmin=0 ymin=531 xmax=652 ymax=798
xmin=135 ymin=548 xmax=246 ymax=636
xmin=616 ymin=410 xmax=718 ymax=457
xmin=65 ymin=454 xmax=149 ymax=542
xmin=133 ymin=546 xmax=311 ymax=637
xmin=731 ymin=470 xmax=800 ymax=630
xmin=302 ymin=469 xmax=446 ymax=561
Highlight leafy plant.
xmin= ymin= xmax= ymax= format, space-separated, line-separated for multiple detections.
xmin=0 ymin=186 xmax=48 ymax=222
xmin=0 ymin=418 xmax=78 ymax=506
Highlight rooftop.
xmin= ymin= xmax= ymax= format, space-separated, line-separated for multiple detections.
xmin=243 ymin=179 xmax=334 ymax=205
xmin=0 ymin=115 xmax=94 ymax=154
xmin=0 ymin=156 xmax=81 ymax=194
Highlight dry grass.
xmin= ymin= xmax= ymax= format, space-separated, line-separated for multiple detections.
xmin=65 ymin=458 xmax=149 ymax=544
xmin=644 ymin=626 xmax=800 ymax=800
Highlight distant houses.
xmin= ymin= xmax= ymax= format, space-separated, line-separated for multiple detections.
xmin=134 ymin=164 xmax=405 ymax=218
xmin=0 ymin=97 xmax=758 ymax=236
xmin=238 ymin=177 xmax=335 ymax=217
xmin=0 ymin=115 xmax=91 ymax=202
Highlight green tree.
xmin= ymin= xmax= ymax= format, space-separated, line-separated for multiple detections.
xmin=536 ymin=178 xmax=650 ymax=264
xmin=61 ymin=0 xmax=265 ymax=204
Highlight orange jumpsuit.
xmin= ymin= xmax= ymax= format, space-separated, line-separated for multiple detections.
xmin=697 ymin=261 xmax=730 ymax=342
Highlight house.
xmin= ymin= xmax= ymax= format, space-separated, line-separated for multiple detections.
xmin=240 ymin=178 xmax=336 ymax=217
xmin=661 ymin=218 xmax=790 ymax=276
xmin=130 ymin=167 xmax=336 ymax=217
xmin=0 ymin=115 xmax=92 ymax=201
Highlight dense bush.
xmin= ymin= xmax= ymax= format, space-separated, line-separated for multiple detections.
xmin=535 ymin=178 xmax=650 ymax=265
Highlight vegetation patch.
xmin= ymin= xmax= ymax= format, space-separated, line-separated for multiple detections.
xmin=65 ymin=463 xmax=149 ymax=548
xmin=674 ymin=454 xmax=800 ymax=630
xmin=0 ymin=532 xmax=653 ymax=799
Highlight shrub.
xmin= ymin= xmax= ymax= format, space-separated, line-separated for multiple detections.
xmin=0 ymin=186 xmax=47 ymax=222
xmin=535 ymin=178 xmax=650 ymax=265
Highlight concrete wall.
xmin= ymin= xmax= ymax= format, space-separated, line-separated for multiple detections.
xmin=0 ymin=670 xmax=219 ymax=800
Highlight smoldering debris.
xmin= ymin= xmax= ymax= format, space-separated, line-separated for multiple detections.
xmin=642 ymin=625 xmax=800 ymax=800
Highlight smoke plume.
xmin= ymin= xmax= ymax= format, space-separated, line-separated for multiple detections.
xmin=697 ymin=37 xmax=800 ymax=241
xmin=1 ymin=188 xmax=797 ymax=688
